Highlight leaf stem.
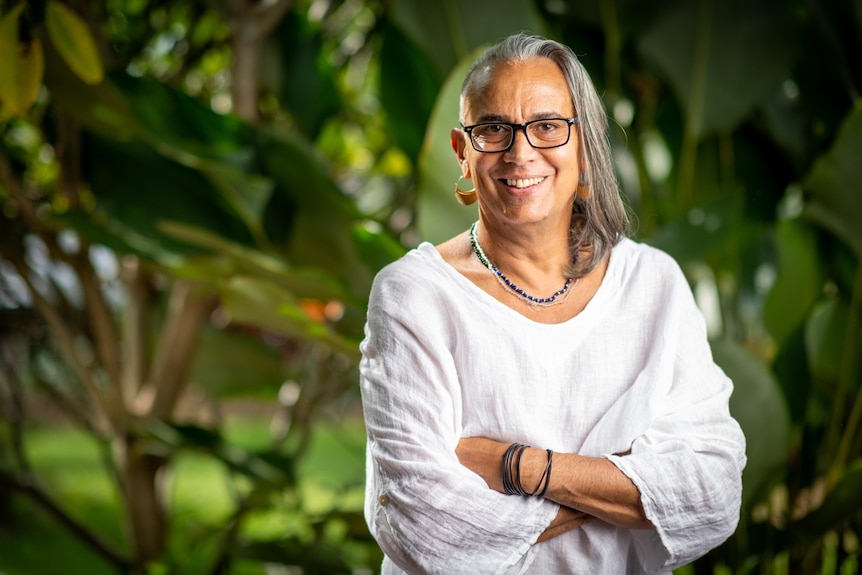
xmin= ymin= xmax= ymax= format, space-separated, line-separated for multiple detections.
xmin=678 ymin=0 xmax=713 ymax=209
xmin=828 ymin=260 xmax=862 ymax=483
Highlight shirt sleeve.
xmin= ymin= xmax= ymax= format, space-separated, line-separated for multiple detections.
xmin=607 ymin=255 xmax=747 ymax=572
xmin=360 ymin=263 xmax=558 ymax=575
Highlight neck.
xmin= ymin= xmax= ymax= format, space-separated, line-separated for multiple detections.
xmin=469 ymin=220 xmax=577 ymax=308
xmin=476 ymin=217 xmax=573 ymax=273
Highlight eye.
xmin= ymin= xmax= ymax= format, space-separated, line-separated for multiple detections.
xmin=483 ymin=124 xmax=507 ymax=134
xmin=534 ymin=121 xmax=562 ymax=133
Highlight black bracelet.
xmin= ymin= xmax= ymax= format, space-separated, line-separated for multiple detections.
xmin=514 ymin=443 xmax=529 ymax=495
xmin=502 ymin=443 xmax=527 ymax=495
xmin=522 ymin=448 xmax=553 ymax=496
xmin=536 ymin=449 xmax=553 ymax=497
xmin=502 ymin=444 xmax=553 ymax=497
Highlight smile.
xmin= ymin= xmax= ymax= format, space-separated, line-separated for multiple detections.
xmin=504 ymin=177 xmax=545 ymax=188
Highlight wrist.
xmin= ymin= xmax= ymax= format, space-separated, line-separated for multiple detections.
xmin=501 ymin=443 xmax=553 ymax=497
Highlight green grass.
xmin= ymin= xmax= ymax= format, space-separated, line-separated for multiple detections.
xmin=0 ymin=417 xmax=369 ymax=575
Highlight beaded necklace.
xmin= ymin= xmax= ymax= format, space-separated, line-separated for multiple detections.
xmin=469 ymin=221 xmax=578 ymax=308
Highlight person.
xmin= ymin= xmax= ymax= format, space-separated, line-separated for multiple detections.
xmin=359 ymin=32 xmax=746 ymax=574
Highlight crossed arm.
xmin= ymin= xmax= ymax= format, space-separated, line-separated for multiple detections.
xmin=456 ymin=437 xmax=654 ymax=541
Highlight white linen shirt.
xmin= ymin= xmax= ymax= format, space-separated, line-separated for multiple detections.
xmin=360 ymin=238 xmax=746 ymax=574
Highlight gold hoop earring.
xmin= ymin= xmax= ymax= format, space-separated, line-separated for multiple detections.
xmin=454 ymin=175 xmax=477 ymax=205
xmin=576 ymin=172 xmax=590 ymax=199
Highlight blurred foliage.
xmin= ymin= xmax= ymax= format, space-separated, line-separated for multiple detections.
xmin=0 ymin=0 xmax=861 ymax=573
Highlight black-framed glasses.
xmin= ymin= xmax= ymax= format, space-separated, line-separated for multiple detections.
xmin=461 ymin=117 xmax=579 ymax=153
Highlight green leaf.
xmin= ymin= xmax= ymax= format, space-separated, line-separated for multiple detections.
xmin=52 ymin=209 xmax=187 ymax=266
xmin=352 ymin=221 xmax=407 ymax=275
xmin=762 ymin=219 xmax=824 ymax=348
xmin=45 ymin=0 xmax=104 ymax=85
xmin=158 ymin=221 xmax=351 ymax=302
xmin=645 ymin=193 xmax=740 ymax=264
xmin=0 ymin=4 xmax=44 ymax=117
xmin=772 ymin=326 xmax=812 ymax=422
xmin=390 ymin=0 xmax=545 ymax=80
xmin=272 ymin=10 xmax=341 ymax=140
xmin=638 ymin=0 xmax=795 ymax=137
xmin=219 ymin=276 xmax=360 ymax=362
xmin=197 ymin=162 xmax=274 ymax=249
xmin=84 ymin=134 xmax=253 ymax=250
xmin=803 ymin=102 xmax=862 ymax=257
xmin=805 ymin=297 xmax=862 ymax=389
xmin=112 ymin=73 xmax=249 ymax=156
xmin=712 ymin=337 xmax=791 ymax=507
xmin=256 ymin=132 xmax=374 ymax=300
xmin=379 ymin=20 xmax=441 ymax=164
xmin=416 ymin=47 xmax=483 ymax=244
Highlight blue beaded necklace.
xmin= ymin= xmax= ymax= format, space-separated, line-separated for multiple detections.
xmin=469 ymin=221 xmax=578 ymax=308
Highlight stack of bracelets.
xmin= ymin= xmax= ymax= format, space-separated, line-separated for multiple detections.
xmin=502 ymin=443 xmax=554 ymax=497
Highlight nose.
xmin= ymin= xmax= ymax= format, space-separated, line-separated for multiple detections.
xmin=504 ymin=126 xmax=534 ymax=160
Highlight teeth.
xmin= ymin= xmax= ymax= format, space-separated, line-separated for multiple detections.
xmin=505 ymin=177 xmax=544 ymax=188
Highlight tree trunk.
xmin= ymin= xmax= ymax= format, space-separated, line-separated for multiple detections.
xmin=117 ymin=434 xmax=167 ymax=568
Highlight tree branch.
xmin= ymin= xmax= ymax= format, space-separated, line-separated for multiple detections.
xmin=120 ymin=256 xmax=151 ymax=411
xmin=0 ymin=468 xmax=132 ymax=571
xmin=226 ymin=0 xmax=294 ymax=122
xmin=146 ymin=281 xmax=210 ymax=419
xmin=10 ymin=258 xmax=113 ymax=435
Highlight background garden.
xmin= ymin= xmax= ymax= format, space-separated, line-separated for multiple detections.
xmin=1 ymin=0 xmax=860 ymax=573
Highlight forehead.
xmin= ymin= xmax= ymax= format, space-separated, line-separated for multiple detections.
xmin=464 ymin=58 xmax=574 ymax=122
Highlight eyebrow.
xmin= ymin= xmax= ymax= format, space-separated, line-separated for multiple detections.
xmin=472 ymin=111 xmax=568 ymax=124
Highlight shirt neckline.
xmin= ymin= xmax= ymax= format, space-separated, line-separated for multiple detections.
xmin=414 ymin=238 xmax=628 ymax=328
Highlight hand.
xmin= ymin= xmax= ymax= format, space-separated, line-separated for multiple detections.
xmin=455 ymin=436 xmax=509 ymax=492
xmin=537 ymin=506 xmax=591 ymax=542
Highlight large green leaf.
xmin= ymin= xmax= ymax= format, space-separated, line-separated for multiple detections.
xmin=255 ymin=131 xmax=374 ymax=299
xmin=638 ymin=0 xmax=795 ymax=138
xmin=415 ymin=48 xmax=483 ymax=244
xmin=272 ymin=10 xmax=341 ymax=140
xmin=113 ymin=73 xmax=249 ymax=155
xmin=45 ymin=0 xmax=103 ymax=85
xmin=42 ymin=37 xmax=141 ymax=139
xmin=52 ymin=209 xmax=187 ymax=265
xmin=159 ymin=221 xmax=351 ymax=303
xmin=771 ymin=326 xmax=812 ymax=422
xmin=805 ymin=297 xmax=862 ymax=390
xmin=712 ymin=338 xmax=791 ymax=507
xmin=645 ymin=192 xmax=741 ymax=264
xmin=803 ymin=102 xmax=862 ymax=257
xmin=762 ymin=219 xmax=824 ymax=348
xmin=390 ymin=0 xmax=545 ymax=81
xmin=84 ymin=134 xmax=253 ymax=249
xmin=219 ymin=276 xmax=361 ymax=362
xmin=352 ymin=221 xmax=407 ymax=275
xmin=0 ymin=4 xmax=44 ymax=118
xmin=379 ymin=20 xmax=441 ymax=164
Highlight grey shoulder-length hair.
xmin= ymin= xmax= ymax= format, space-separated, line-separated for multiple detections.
xmin=460 ymin=32 xmax=629 ymax=278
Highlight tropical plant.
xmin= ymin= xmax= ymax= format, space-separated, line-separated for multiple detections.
xmin=1 ymin=0 xmax=861 ymax=574
xmin=1 ymin=0 xmax=397 ymax=572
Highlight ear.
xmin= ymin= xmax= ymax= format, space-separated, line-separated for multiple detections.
xmin=451 ymin=128 xmax=471 ymax=178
